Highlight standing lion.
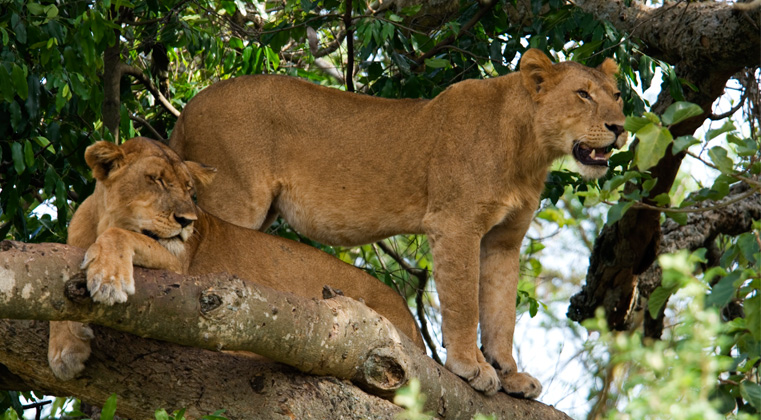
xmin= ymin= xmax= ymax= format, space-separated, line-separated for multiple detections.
xmin=169 ymin=49 xmax=628 ymax=398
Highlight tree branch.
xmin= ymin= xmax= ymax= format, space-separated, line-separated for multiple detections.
xmin=413 ymin=2 xmax=496 ymax=68
xmin=375 ymin=240 xmax=443 ymax=366
xmin=636 ymin=183 xmax=761 ymax=338
xmin=0 ymin=241 xmax=571 ymax=420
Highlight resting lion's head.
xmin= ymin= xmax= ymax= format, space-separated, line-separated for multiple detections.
xmin=520 ymin=49 xmax=628 ymax=179
xmin=85 ymin=137 xmax=216 ymax=255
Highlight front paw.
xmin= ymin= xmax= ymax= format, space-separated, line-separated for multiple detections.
xmin=48 ymin=321 xmax=94 ymax=381
xmin=82 ymin=242 xmax=135 ymax=305
xmin=446 ymin=356 xmax=501 ymax=396
xmin=499 ymin=370 xmax=542 ymax=399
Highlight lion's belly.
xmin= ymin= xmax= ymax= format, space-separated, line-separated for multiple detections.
xmin=274 ymin=181 xmax=427 ymax=247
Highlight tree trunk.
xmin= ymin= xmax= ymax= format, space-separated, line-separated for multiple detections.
xmin=0 ymin=241 xmax=570 ymax=420
xmin=567 ymin=0 xmax=760 ymax=330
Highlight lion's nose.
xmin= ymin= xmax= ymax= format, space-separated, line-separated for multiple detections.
xmin=605 ymin=123 xmax=625 ymax=140
xmin=174 ymin=214 xmax=195 ymax=228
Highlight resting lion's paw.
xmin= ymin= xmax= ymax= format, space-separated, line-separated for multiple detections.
xmin=48 ymin=322 xmax=94 ymax=381
xmin=501 ymin=371 xmax=542 ymax=399
xmin=82 ymin=242 xmax=135 ymax=305
xmin=446 ymin=357 xmax=501 ymax=396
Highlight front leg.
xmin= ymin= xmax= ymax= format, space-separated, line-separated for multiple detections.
xmin=426 ymin=222 xmax=500 ymax=396
xmin=479 ymin=213 xmax=542 ymax=399
xmin=83 ymin=227 xmax=183 ymax=305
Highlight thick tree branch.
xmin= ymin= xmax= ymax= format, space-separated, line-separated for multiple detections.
xmin=0 ymin=241 xmax=571 ymax=420
xmin=1 ymin=320 xmax=402 ymax=419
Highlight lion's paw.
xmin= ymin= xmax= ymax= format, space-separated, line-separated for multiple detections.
xmin=48 ymin=322 xmax=94 ymax=381
xmin=500 ymin=371 xmax=542 ymax=399
xmin=82 ymin=242 xmax=135 ymax=305
xmin=446 ymin=357 xmax=501 ymax=396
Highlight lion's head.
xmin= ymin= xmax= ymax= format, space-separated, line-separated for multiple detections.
xmin=84 ymin=137 xmax=216 ymax=255
xmin=520 ymin=49 xmax=627 ymax=179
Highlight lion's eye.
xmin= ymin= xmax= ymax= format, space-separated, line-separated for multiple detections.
xmin=577 ymin=90 xmax=591 ymax=100
xmin=613 ymin=92 xmax=621 ymax=101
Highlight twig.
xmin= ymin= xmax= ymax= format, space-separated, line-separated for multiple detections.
xmin=343 ymin=0 xmax=355 ymax=92
xmin=685 ymin=150 xmax=761 ymax=188
xmin=119 ymin=63 xmax=181 ymax=117
xmin=710 ymin=87 xmax=748 ymax=120
xmin=129 ymin=115 xmax=165 ymax=142
xmin=375 ymin=240 xmax=443 ymax=365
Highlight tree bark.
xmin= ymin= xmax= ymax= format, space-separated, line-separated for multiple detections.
xmin=0 ymin=241 xmax=570 ymax=420
xmin=567 ymin=0 xmax=760 ymax=330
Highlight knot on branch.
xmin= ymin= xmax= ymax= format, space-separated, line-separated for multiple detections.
xmin=358 ymin=347 xmax=410 ymax=397
xmin=199 ymin=292 xmax=223 ymax=314
xmin=64 ymin=274 xmax=90 ymax=304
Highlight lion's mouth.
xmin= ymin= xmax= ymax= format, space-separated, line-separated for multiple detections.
xmin=142 ymin=229 xmax=183 ymax=242
xmin=572 ymin=142 xmax=615 ymax=167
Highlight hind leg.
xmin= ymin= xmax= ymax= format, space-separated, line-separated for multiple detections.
xmin=479 ymin=214 xmax=542 ymax=399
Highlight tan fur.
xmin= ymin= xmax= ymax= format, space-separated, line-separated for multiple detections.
xmin=48 ymin=137 xmax=423 ymax=381
xmin=169 ymin=49 xmax=627 ymax=398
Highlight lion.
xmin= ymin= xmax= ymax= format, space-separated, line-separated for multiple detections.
xmin=169 ymin=49 xmax=627 ymax=398
xmin=48 ymin=137 xmax=423 ymax=381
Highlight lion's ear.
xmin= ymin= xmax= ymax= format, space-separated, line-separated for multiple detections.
xmin=185 ymin=161 xmax=217 ymax=187
xmin=520 ymin=49 xmax=555 ymax=97
xmin=597 ymin=58 xmax=619 ymax=79
xmin=85 ymin=141 xmax=125 ymax=181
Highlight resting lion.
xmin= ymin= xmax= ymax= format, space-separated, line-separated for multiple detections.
xmin=48 ymin=137 xmax=423 ymax=381
xmin=169 ymin=49 xmax=628 ymax=398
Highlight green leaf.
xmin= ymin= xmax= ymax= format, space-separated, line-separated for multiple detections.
xmin=708 ymin=147 xmax=734 ymax=173
xmin=664 ymin=211 xmax=687 ymax=225
xmin=706 ymin=272 xmax=738 ymax=308
xmin=44 ymin=166 xmax=57 ymax=195
xmin=9 ymin=101 xmax=22 ymax=131
xmin=11 ymin=142 xmax=25 ymax=174
xmin=672 ymin=135 xmax=699 ymax=154
xmin=634 ymin=123 xmax=673 ymax=171
xmin=623 ymin=116 xmax=651 ymax=134
xmin=737 ymin=232 xmax=760 ymax=265
xmin=101 ymin=393 xmax=118 ymax=420
xmin=740 ymin=381 xmax=761 ymax=410
xmin=155 ymin=409 xmax=170 ymax=420
xmin=661 ymin=101 xmax=702 ymax=126
xmin=23 ymin=140 xmax=34 ymax=169
xmin=424 ymin=58 xmax=449 ymax=69
xmin=746 ymin=294 xmax=760 ymax=341
xmin=710 ymin=386 xmax=737 ymax=415
xmin=27 ymin=3 xmax=45 ymax=15
xmin=706 ymin=120 xmax=735 ymax=141
xmin=648 ymin=285 xmax=674 ymax=318
xmin=606 ymin=200 xmax=633 ymax=225
xmin=11 ymin=64 xmax=28 ymax=100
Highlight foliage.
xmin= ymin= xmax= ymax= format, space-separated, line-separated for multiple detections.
xmin=1 ymin=0 xmax=759 ymax=417
xmin=584 ymin=248 xmax=760 ymax=419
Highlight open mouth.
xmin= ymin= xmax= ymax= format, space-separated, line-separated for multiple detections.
xmin=572 ymin=142 xmax=615 ymax=167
